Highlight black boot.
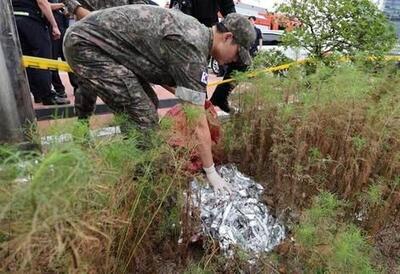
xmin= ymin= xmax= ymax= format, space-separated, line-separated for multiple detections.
xmin=41 ymin=96 xmax=70 ymax=105
xmin=55 ymin=90 xmax=68 ymax=98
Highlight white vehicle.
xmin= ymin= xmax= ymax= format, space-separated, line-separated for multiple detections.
xmin=260 ymin=30 xmax=308 ymax=60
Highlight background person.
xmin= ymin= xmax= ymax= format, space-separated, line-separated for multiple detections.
xmin=12 ymin=0 xmax=69 ymax=105
xmin=169 ymin=0 xmax=238 ymax=112
xmin=248 ymin=15 xmax=262 ymax=57
xmin=49 ymin=0 xmax=70 ymax=99
xmin=169 ymin=0 xmax=236 ymax=27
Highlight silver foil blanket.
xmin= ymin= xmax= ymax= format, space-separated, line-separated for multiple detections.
xmin=189 ymin=164 xmax=285 ymax=255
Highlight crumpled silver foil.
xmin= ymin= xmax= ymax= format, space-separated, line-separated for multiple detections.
xmin=189 ymin=164 xmax=285 ymax=255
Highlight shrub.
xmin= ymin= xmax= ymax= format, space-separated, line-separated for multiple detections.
xmin=249 ymin=49 xmax=293 ymax=71
xmin=224 ymin=62 xmax=399 ymax=271
xmin=294 ymin=193 xmax=377 ymax=273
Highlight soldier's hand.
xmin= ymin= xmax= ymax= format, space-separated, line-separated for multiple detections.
xmin=52 ymin=26 xmax=61 ymax=40
xmin=204 ymin=164 xmax=232 ymax=195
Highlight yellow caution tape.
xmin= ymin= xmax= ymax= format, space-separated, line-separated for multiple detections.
xmin=22 ymin=56 xmax=73 ymax=72
xmin=22 ymin=55 xmax=400 ymax=88
xmin=207 ymin=59 xmax=307 ymax=87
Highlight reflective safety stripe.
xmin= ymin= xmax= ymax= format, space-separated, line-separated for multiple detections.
xmin=175 ymin=86 xmax=206 ymax=106
xmin=13 ymin=11 xmax=30 ymax=16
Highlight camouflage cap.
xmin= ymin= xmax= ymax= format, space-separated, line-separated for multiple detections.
xmin=220 ymin=13 xmax=256 ymax=66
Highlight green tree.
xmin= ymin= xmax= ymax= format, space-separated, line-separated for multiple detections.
xmin=278 ymin=0 xmax=397 ymax=58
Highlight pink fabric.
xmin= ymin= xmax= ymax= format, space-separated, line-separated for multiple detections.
xmin=163 ymin=100 xmax=222 ymax=172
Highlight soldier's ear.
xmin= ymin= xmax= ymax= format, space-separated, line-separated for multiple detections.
xmin=223 ymin=32 xmax=234 ymax=43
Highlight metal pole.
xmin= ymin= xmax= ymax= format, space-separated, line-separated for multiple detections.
xmin=0 ymin=0 xmax=36 ymax=145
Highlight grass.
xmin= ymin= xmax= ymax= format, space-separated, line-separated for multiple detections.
xmin=223 ymin=59 xmax=399 ymax=272
xmin=1 ymin=58 xmax=399 ymax=272
xmin=0 ymin=116 xmax=193 ymax=272
xmin=330 ymin=225 xmax=376 ymax=273
xmin=293 ymin=193 xmax=377 ymax=273
xmin=249 ymin=49 xmax=293 ymax=72
xmin=226 ymin=59 xmax=399 ymax=198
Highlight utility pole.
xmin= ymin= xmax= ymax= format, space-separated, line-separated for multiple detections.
xmin=0 ymin=0 xmax=36 ymax=145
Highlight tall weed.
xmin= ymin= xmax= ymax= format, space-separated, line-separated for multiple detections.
xmin=0 ymin=118 xmax=191 ymax=273
xmin=225 ymin=62 xmax=399 ymax=215
xmin=294 ymin=193 xmax=377 ymax=273
xmin=224 ymin=62 xmax=399 ymax=271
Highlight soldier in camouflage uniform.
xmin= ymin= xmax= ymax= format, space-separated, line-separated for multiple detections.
xmin=63 ymin=0 xmax=154 ymax=17
xmin=62 ymin=0 xmax=157 ymax=119
xmin=63 ymin=5 xmax=255 ymax=192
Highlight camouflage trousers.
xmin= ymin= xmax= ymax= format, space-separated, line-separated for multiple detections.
xmin=64 ymin=34 xmax=159 ymax=131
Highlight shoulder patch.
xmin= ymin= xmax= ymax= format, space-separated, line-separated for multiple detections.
xmin=200 ymin=68 xmax=208 ymax=86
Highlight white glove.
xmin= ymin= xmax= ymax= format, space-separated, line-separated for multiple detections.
xmin=203 ymin=164 xmax=232 ymax=194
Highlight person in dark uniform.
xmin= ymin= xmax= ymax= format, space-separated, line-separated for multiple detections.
xmin=169 ymin=0 xmax=243 ymax=113
xmin=248 ymin=16 xmax=262 ymax=57
xmin=12 ymin=0 xmax=69 ymax=105
xmin=49 ymin=0 xmax=69 ymax=98
xmin=170 ymin=0 xmax=236 ymax=27
xmin=209 ymin=15 xmax=263 ymax=113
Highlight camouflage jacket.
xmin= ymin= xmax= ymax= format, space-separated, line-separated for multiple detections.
xmin=66 ymin=5 xmax=211 ymax=105
xmin=63 ymin=0 xmax=154 ymax=15
xmin=76 ymin=0 xmax=150 ymax=11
